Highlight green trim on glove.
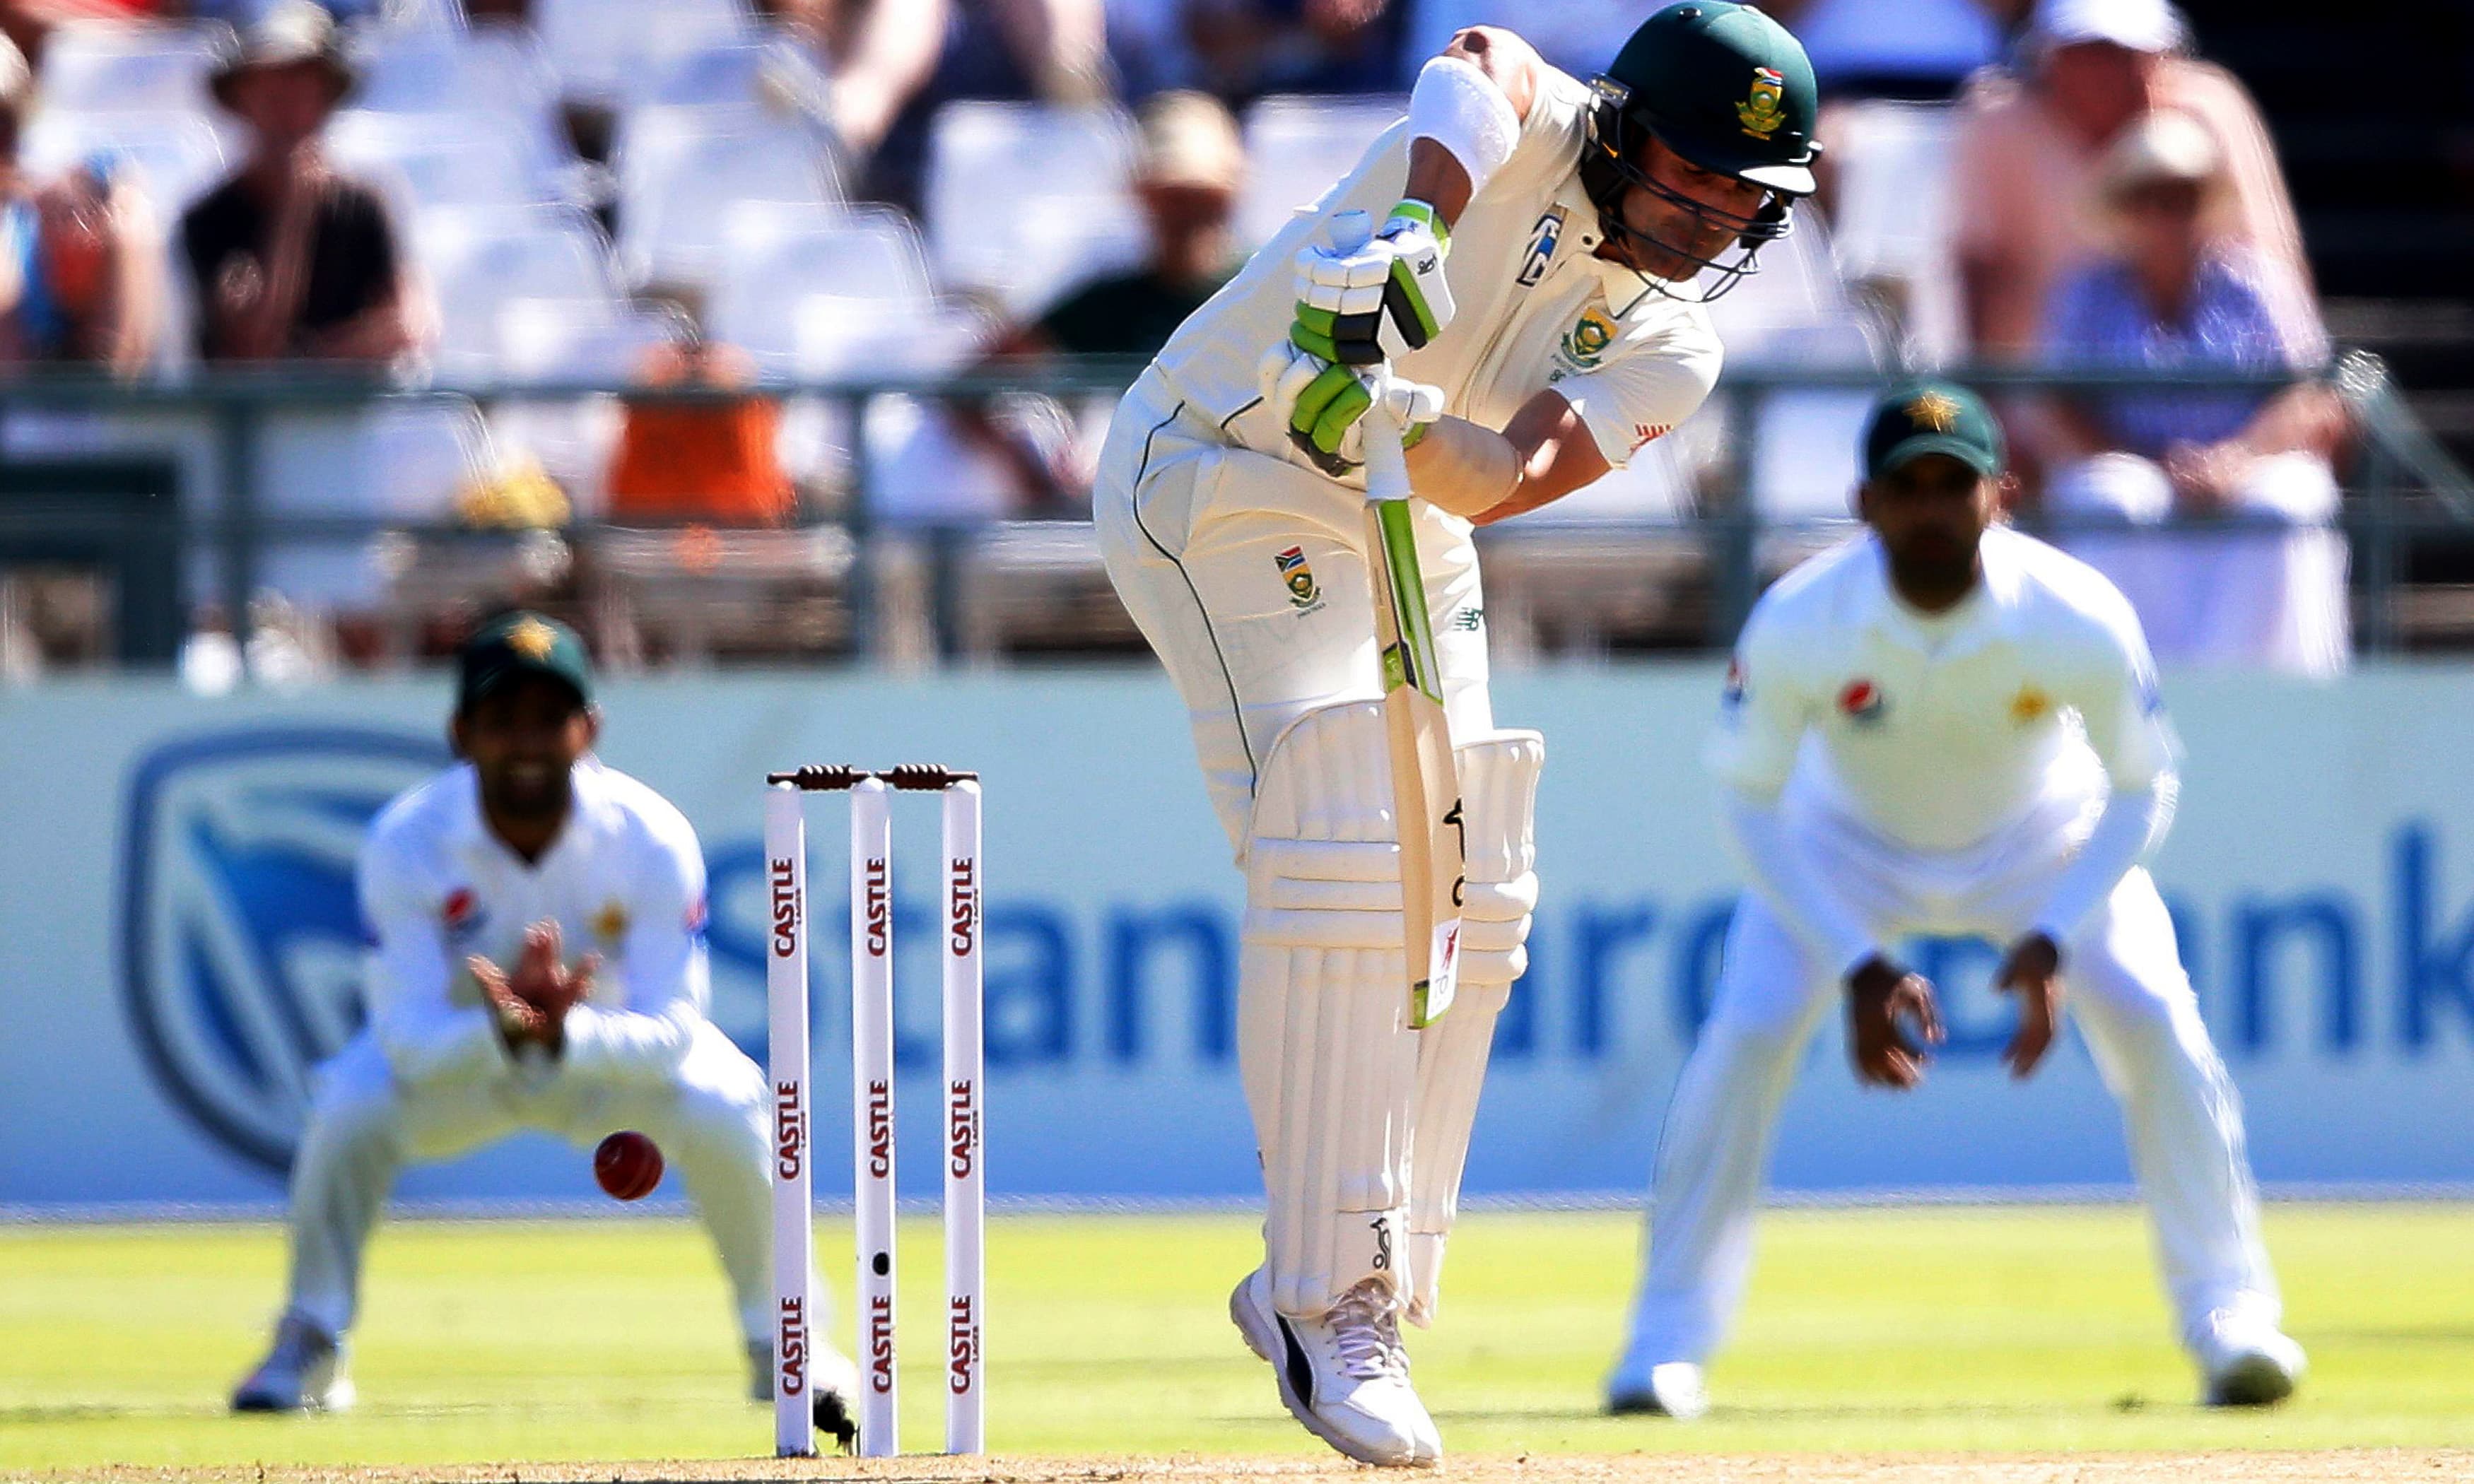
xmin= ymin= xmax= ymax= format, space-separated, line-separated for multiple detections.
xmin=1388 ymin=198 xmax=1448 ymax=250
xmin=1289 ymin=304 xmax=1341 ymax=362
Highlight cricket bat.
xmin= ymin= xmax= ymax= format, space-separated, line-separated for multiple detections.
xmin=1360 ymin=379 xmax=1466 ymax=1029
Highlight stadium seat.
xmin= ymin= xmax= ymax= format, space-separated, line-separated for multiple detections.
xmin=37 ymin=20 xmax=220 ymax=116
xmin=1825 ymin=100 xmax=1964 ymax=365
xmin=326 ymin=112 xmax=560 ymax=221
xmin=1236 ymin=95 xmax=1404 ymax=252
xmin=613 ymin=105 xmax=842 ymax=288
xmin=619 ymin=31 xmax=833 ymax=114
xmin=533 ymin=0 xmax=755 ymax=104
xmin=20 ymin=111 xmax=235 ymax=216
xmin=343 ymin=30 xmax=576 ymax=198
xmin=708 ymin=208 xmax=932 ymax=369
xmin=414 ymin=208 xmax=624 ymax=377
xmin=926 ymin=102 xmax=1144 ymax=319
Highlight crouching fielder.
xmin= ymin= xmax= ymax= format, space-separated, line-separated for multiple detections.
xmin=1607 ymin=384 xmax=2303 ymax=1422
xmin=231 ymin=613 xmax=855 ymax=1435
xmin=1094 ymin=1 xmax=1821 ymax=1466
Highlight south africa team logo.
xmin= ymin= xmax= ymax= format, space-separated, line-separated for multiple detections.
xmin=1737 ymin=67 xmax=1786 ymax=139
xmin=1276 ymin=546 xmax=1323 ymax=611
xmin=1559 ymin=308 xmax=1617 ymax=372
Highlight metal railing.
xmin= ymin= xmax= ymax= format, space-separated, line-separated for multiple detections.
xmin=0 ymin=352 xmax=2463 ymax=666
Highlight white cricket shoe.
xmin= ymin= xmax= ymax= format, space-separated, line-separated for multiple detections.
xmin=746 ymin=1337 xmax=861 ymax=1451
xmin=2195 ymin=1310 xmax=2306 ymax=1406
xmin=1605 ymin=1358 xmax=1708 ymax=1420
xmin=230 ymin=1312 xmax=354 ymax=1414
xmin=1229 ymin=1268 xmax=1438 ymax=1467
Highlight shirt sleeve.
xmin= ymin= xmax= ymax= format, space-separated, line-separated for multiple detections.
xmin=1555 ymin=334 xmax=1719 ymax=469
xmin=559 ymin=808 xmax=710 ymax=1086
xmin=336 ymin=185 xmax=403 ymax=311
xmin=1703 ymin=606 xmax=1812 ymax=803
xmin=360 ymin=837 xmax=504 ymax=1089
xmin=2070 ymin=594 xmax=2183 ymax=792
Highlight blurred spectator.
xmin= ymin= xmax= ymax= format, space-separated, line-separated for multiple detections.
xmin=802 ymin=0 xmax=1109 ymax=216
xmin=1765 ymin=0 xmax=2003 ymax=102
xmin=0 ymin=35 xmax=162 ymax=375
xmin=1950 ymin=0 xmax=2314 ymax=363
xmin=180 ymin=2 xmax=425 ymax=365
xmin=1188 ymin=0 xmax=1402 ymax=104
xmin=957 ymin=90 xmax=1241 ymax=510
xmin=2039 ymin=110 xmax=2350 ymax=677
xmin=606 ymin=307 xmax=795 ymax=526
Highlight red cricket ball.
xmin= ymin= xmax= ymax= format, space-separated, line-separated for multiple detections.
xmin=594 ymin=1131 xmax=664 ymax=1201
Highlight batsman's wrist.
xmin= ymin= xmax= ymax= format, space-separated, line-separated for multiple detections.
xmin=1385 ymin=199 xmax=1448 ymax=252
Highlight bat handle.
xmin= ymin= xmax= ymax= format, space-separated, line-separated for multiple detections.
xmin=1360 ymin=397 xmax=1413 ymax=505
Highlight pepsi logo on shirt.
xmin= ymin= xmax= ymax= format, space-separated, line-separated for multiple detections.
xmin=1837 ymin=679 xmax=1886 ymax=724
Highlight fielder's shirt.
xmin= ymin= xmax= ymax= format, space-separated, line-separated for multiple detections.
xmin=1708 ymin=525 xmax=2181 ymax=854
xmin=358 ymin=758 xmax=713 ymax=1089
xmin=1151 ymin=59 xmax=1723 ymax=476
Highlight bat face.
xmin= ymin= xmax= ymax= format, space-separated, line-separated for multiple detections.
xmin=1365 ymin=496 xmax=1467 ymax=1028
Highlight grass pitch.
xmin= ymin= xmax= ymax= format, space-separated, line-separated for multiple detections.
xmin=2 ymin=1203 xmax=2470 ymax=1480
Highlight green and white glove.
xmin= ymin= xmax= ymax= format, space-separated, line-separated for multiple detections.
xmin=1259 ymin=339 xmax=1443 ymax=478
xmin=1289 ymin=200 xmax=1455 ymax=367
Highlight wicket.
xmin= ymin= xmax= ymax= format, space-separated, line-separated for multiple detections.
xmin=763 ymin=764 xmax=985 ymax=1459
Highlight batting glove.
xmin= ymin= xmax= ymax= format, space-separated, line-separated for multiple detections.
xmin=1289 ymin=200 xmax=1454 ymax=367
xmin=1260 ymin=339 xmax=1442 ymax=478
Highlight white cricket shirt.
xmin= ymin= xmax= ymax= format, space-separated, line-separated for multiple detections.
xmin=1152 ymin=61 xmax=1723 ymax=476
xmin=357 ymin=757 xmax=713 ymax=1090
xmin=1708 ymin=526 xmax=2180 ymax=854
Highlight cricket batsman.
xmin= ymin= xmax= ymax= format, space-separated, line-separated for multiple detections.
xmin=230 ymin=613 xmax=857 ymax=1438
xmin=1606 ymin=383 xmax=2306 ymax=1420
xmin=1092 ymin=1 xmax=1821 ymax=1464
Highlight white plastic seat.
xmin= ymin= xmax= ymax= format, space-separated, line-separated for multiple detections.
xmin=927 ymin=102 xmax=1143 ymax=317
xmin=21 ymin=111 xmax=235 ymax=213
xmin=707 ymin=206 xmax=932 ymax=367
xmin=533 ymin=0 xmax=754 ymax=103
xmin=614 ymin=105 xmax=840 ymax=287
xmin=326 ymin=112 xmax=555 ymax=219
xmin=1237 ymin=95 xmax=1404 ymax=251
xmin=1827 ymin=98 xmax=1964 ymax=365
xmin=415 ymin=208 xmax=623 ymax=376
xmin=618 ymin=32 xmax=831 ymax=112
xmin=343 ymin=33 xmax=575 ymax=191
xmin=38 ymin=20 xmax=219 ymax=115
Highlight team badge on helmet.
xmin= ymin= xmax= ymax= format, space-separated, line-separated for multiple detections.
xmin=1737 ymin=67 xmax=1786 ymax=139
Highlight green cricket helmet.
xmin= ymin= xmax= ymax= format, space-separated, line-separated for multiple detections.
xmin=1581 ymin=0 xmax=1821 ymax=298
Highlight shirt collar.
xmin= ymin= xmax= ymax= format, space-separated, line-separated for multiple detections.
xmin=448 ymin=756 xmax=604 ymax=867
xmin=1853 ymin=529 xmax=2027 ymax=657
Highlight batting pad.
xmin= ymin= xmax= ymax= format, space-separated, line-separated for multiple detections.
xmin=1407 ymin=729 xmax=1544 ymax=1327
xmin=1241 ymin=700 xmax=1421 ymax=1317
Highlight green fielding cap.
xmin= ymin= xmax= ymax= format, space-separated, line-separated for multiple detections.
xmin=1602 ymin=1 xmax=1819 ymax=194
xmin=456 ymin=611 xmax=592 ymax=712
xmin=1863 ymin=380 xmax=2007 ymax=481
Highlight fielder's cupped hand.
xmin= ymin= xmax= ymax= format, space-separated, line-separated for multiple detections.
xmin=471 ymin=921 xmax=597 ymax=1056
xmin=1994 ymin=931 xmax=2065 ymax=1080
xmin=1257 ymin=341 xmax=1443 ymax=477
xmin=1846 ymin=955 xmax=1945 ymax=1090
xmin=1289 ymin=201 xmax=1453 ymax=367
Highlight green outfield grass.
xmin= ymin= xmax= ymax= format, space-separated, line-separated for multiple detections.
xmin=2 ymin=1203 xmax=2470 ymax=1474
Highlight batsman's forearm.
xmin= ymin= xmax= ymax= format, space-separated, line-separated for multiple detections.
xmin=1402 ymin=138 xmax=1474 ymax=232
xmin=1403 ymin=414 xmax=1519 ymax=519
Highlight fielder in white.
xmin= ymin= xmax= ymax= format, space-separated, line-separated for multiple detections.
xmin=1606 ymin=382 xmax=2305 ymax=1420
xmin=230 ymin=613 xmax=855 ymax=1436
xmin=1095 ymin=1 xmax=1823 ymax=1464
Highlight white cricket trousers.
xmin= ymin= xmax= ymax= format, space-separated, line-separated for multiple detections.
xmin=1091 ymin=365 xmax=1494 ymax=853
xmin=282 ymin=1020 xmax=776 ymax=1343
xmin=1622 ymin=799 xmax=2280 ymax=1368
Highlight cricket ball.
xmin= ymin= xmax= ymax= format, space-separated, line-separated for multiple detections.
xmin=594 ymin=1131 xmax=664 ymax=1201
